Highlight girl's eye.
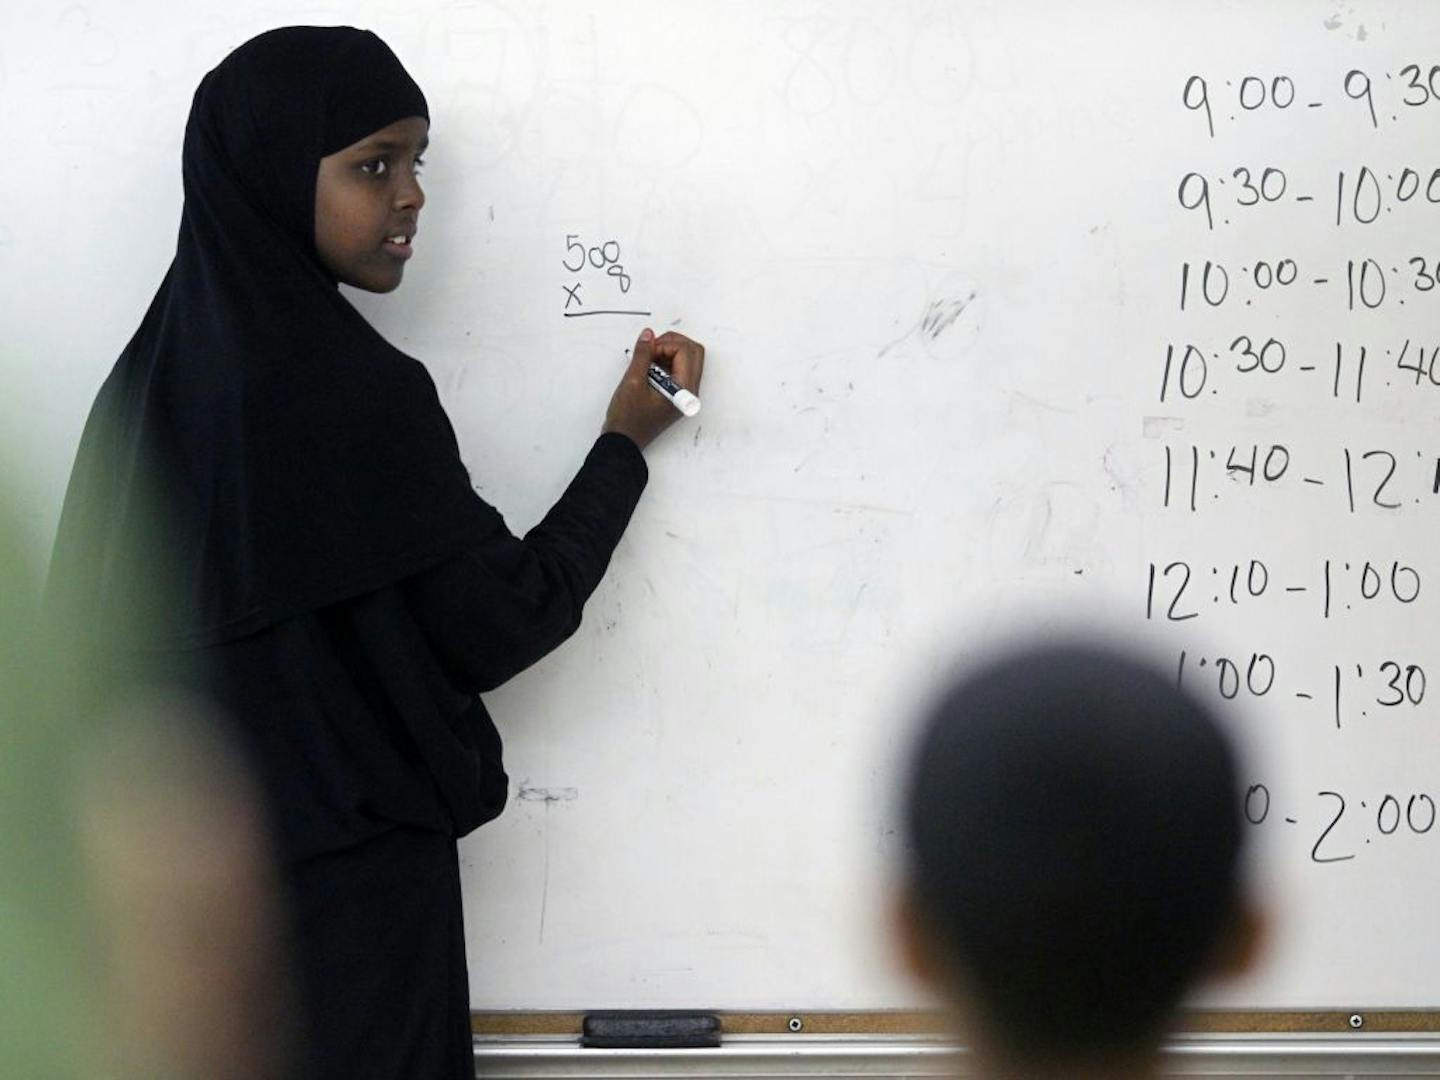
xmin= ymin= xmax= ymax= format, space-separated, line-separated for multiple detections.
xmin=360 ymin=156 xmax=425 ymax=178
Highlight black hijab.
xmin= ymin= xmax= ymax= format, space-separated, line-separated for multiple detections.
xmin=49 ymin=27 xmax=502 ymax=647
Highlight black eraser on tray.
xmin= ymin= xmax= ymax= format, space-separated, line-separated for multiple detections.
xmin=581 ymin=1010 xmax=721 ymax=1048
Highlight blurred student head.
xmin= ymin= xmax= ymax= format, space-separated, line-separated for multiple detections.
xmin=894 ymin=640 xmax=1263 ymax=1076
xmin=0 ymin=478 xmax=292 ymax=1078
xmin=78 ymin=690 xmax=295 ymax=1080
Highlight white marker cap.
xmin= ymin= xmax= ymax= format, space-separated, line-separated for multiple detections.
xmin=672 ymin=389 xmax=701 ymax=417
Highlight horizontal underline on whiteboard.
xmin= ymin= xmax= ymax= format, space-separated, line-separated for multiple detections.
xmin=562 ymin=309 xmax=653 ymax=318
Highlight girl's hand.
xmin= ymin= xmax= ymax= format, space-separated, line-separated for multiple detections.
xmin=602 ymin=328 xmax=705 ymax=451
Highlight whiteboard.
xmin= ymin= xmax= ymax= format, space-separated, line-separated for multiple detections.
xmin=7 ymin=0 xmax=1440 ymax=1012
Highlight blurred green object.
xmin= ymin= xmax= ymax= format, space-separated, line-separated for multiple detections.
xmin=5 ymin=462 xmax=293 ymax=1079
xmin=0 ymin=487 xmax=100 ymax=1078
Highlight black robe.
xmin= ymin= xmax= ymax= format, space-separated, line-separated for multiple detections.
xmin=46 ymin=26 xmax=650 ymax=1079
xmin=214 ymin=433 xmax=645 ymax=1078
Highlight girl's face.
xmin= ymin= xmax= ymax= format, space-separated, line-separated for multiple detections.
xmin=314 ymin=117 xmax=428 ymax=293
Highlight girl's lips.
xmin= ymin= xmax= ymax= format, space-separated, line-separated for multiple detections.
xmin=382 ymin=238 xmax=413 ymax=259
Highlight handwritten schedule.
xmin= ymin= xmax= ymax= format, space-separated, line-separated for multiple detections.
xmin=1153 ymin=60 xmax=1440 ymax=869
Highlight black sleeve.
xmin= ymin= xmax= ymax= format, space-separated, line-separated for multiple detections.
xmin=404 ymin=433 xmax=649 ymax=693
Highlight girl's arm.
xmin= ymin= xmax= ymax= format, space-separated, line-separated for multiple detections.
xmin=406 ymin=328 xmax=703 ymax=693
xmin=404 ymin=432 xmax=648 ymax=693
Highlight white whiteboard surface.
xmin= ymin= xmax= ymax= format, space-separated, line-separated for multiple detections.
xmin=7 ymin=0 xmax=1440 ymax=1012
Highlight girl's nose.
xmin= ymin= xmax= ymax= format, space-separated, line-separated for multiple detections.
xmin=397 ymin=175 xmax=425 ymax=212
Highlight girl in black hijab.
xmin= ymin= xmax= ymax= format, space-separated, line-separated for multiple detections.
xmin=50 ymin=26 xmax=704 ymax=1079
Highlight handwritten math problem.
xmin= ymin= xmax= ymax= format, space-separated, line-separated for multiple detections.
xmin=558 ymin=233 xmax=651 ymax=319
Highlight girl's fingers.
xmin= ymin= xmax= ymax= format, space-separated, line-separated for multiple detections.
xmin=650 ymin=332 xmax=704 ymax=389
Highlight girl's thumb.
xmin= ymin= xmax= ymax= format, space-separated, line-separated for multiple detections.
xmin=631 ymin=327 xmax=655 ymax=370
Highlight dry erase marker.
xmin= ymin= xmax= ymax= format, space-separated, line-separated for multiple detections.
xmin=647 ymin=363 xmax=700 ymax=417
